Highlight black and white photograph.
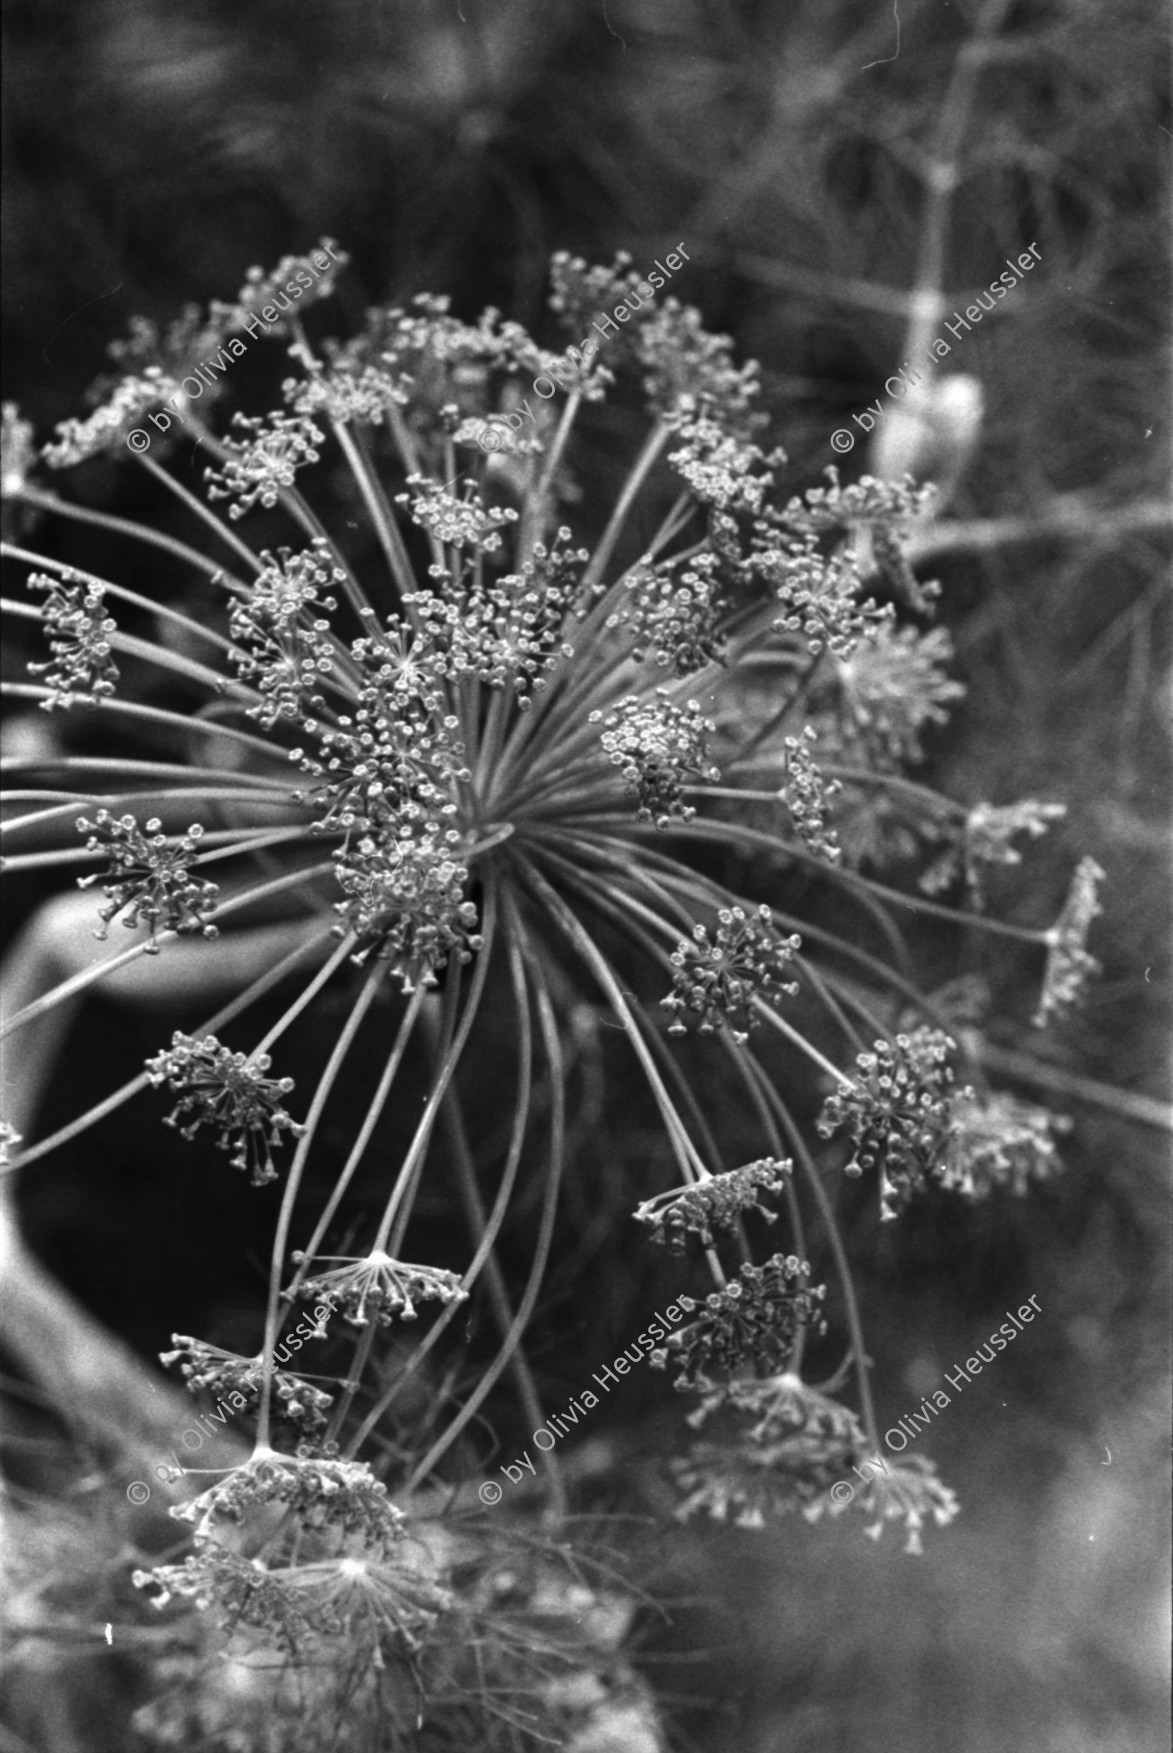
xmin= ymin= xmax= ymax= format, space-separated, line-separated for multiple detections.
xmin=1 ymin=2 xmax=1169 ymax=1749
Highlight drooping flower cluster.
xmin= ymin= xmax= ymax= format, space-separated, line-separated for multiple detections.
xmin=817 ymin=1028 xmax=970 ymax=1220
xmin=662 ymin=906 xmax=801 ymax=1042
xmin=292 ymin=1251 xmax=468 ymax=1326
xmin=1034 ymin=856 xmax=1106 ymax=1028
xmin=672 ymin=1372 xmax=865 ymax=1529
xmin=27 ymin=572 xmax=119 ymax=709
xmin=593 ymin=691 xmax=719 ymax=826
xmin=652 ymin=1254 xmax=826 ymax=1389
xmin=160 ymin=1335 xmax=334 ymax=1436
xmin=633 ymin=1159 xmax=789 ymax=1252
xmin=807 ymin=1452 xmax=961 ymax=1556
xmin=76 ymin=811 xmax=220 ymax=950
xmin=145 ymin=1032 xmax=304 ymax=1185
xmin=170 ymin=1450 xmax=407 ymax=1555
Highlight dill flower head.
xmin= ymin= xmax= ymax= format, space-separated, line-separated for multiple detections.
xmin=145 ymin=1032 xmax=304 ymax=1186
xmin=27 ymin=571 xmax=119 ymax=709
xmin=227 ymin=541 xmax=345 ymax=727
xmin=253 ymin=1543 xmax=453 ymax=1652
xmin=827 ymin=622 xmax=965 ymax=771
xmin=206 ymin=412 xmax=326 ymax=517
xmin=779 ymin=725 xmax=843 ymax=864
xmin=291 ymin=1251 xmax=468 ymax=1325
xmin=592 ymin=691 xmax=719 ymax=827
xmin=941 ymin=1091 xmax=1069 ymax=1198
xmin=76 ymin=811 xmax=220 ymax=951
xmin=921 ymin=797 xmax=1067 ymax=903
xmin=332 ymin=825 xmax=482 ymax=990
xmin=653 ymin=1254 xmax=827 ymax=1388
xmin=161 ymin=1335 xmax=334 ymax=1435
xmin=633 ymin=1159 xmax=789 ymax=1253
xmin=134 ymin=1545 xmax=316 ymax=1649
xmin=662 ymin=907 xmax=801 ymax=1043
xmin=6 ymin=240 xmax=1098 ymax=1635
xmin=817 ymin=1027 xmax=971 ymax=1220
xmin=605 ymin=551 xmax=726 ymax=675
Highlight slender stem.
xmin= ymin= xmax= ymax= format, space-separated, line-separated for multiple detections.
xmin=2 ymin=788 xmax=301 ymax=846
xmin=330 ymin=420 xmax=416 ymax=605
xmin=582 ymin=420 xmax=672 ymax=590
xmin=2 ymin=595 xmax=257 ymax=702
xmin=2 ymin=826 xmax=306 ymax=874
xmin=247 ymin=934 xmax=355 ymax=1060
xmin=346 ymin=902 xmax=537 ymax=1453
xmin=521 ymin=859 xmax=707 ymax=1181
xmin=6 ymin=925 xmax=337 ymax=1172
xmin=136 ymin=453 xmax=265 ymax=574
xmin=519 ymin=389 xmax=583 ymax=556
xmin=289 ymin=987 xmax=428 ymax=1305
xmin=0 ymin=683 xmax=291 ymax=769
xmin=749 ymin=996 xmax=852 ymax=1088
xmin=11 ymin=490 xmax=252 ymax=591
xmin=372 ymin=885 xmax=499 ymax=1255
xmin=1 ymin=549 xmax=237 ymax=655
xmin=405 ymin=939 xmax=566 ymax=1496
xmin=760 ymin=1075 xmax=880 ymax=1453
xmin=255 ymin=961 xmax=380 ymax=1450
xmin=0 ymin=756 xmax=292 ymax=792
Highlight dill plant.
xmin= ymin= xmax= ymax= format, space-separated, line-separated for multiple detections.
xmin=0 ymin=245 xmax=1102 ymax=1745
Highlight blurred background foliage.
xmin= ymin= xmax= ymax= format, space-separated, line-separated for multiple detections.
xmin=2 ymin=0 xmax=1169 ymax=1749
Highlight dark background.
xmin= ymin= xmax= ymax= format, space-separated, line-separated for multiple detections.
xmin=2 ymin=2 xmax=1169 ymax=1749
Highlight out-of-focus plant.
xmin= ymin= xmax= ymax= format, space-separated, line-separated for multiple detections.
xmin=0 ymin=244 xmax=1100 ymax=1742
